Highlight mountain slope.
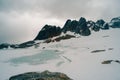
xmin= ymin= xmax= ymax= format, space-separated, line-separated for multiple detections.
xmin=0 ymin=17 xmax=120 ymax=49
xmin=0 ymin=28 xmax=120 ymax=80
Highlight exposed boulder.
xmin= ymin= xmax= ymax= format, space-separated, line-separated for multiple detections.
xmin=34 ymin=25 xmax=62 ymax=40
xmin=10 ymin=44 xmax=19 ymax=49
xmin=62 ymin=19 xmax=78 ymax=33
xmin=89 ymin=19 xmax=109 ymax=31
xmin=80 ymin=28 xmax=91 ymax=36
xmin=77 ymin=17 xmax=91 ymax=36
xmin=87 ymin=20 xmax=100 ymax=32
xmin=9 ymin=70 xmax=72 ymax=80
xmin=0 ymin=43 xmax=10 ymax=49
xmin=96 ymin=19 xmax=105 ymax=27
xmin=16 ymin=41 xmax=35 ymax=48
xmin=70 ymin=20 xmax=79 ymax=32
xmin=76 ymin=17 xmax=87 ymax=33
xmin=91 ymin=24 xmax=100 ymax=32
xmin=87 ymin=20 xmax=95 ymax=28
xmin=62 ymin=17 xmax=91 ymax=36
xmin=102 ymin=23 xmax=109 ymax=30
xmin=78 ymin=17 xmax=87 ymax=28
xmin=62 ymin=19 xmax=72 ymax=33
xmin=109 ymin=17 xmax=120 ymax=28
xmin=96 ymin=19 xmax=109 ymax=30
xmin=9 ymin=41 xmax=35 ymax=49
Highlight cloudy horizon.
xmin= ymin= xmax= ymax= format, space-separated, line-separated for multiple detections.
xmin=0 ymin=0 xmax=120 ymax=44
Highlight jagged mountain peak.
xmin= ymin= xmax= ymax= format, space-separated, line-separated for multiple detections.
xmin=34 ymin=24 xmax=62 ymax=40
xmin=34 ymin=17 xmax=109 ymax=41
xmin=34 ymin=16 xmax=120 ymax=41
xmin=0 ymin=16 xmax=120 ymax=49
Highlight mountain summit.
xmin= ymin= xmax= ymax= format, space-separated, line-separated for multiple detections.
xmin=0 ymin=17 xmax=120 ymax=49
xmin=34 ymin=17 xmax=120 ymax=40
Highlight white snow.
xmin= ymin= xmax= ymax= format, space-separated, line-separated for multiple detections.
xmin=0 ymin=28 xmax=120 ymax=80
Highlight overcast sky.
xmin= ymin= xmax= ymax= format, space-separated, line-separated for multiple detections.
xmin=0 ymin=0 xmax=120 ymax=43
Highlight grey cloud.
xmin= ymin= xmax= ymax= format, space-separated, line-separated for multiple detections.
xmin=0 ymin=0 xmax=120 ymax=43
xmin=42 ymin=0 xmax=120 ymax=21
xmin=0 ymin=0 xmax=119 ymax=20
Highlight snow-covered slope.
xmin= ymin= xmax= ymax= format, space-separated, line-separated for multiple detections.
xmin=0 ymin=28 xmax=120 ymax=80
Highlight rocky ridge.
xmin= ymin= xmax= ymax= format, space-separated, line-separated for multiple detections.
xmin=0 ymin=17 xmax=120 ymax=49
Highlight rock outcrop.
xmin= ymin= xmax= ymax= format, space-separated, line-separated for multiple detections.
xmin=9 ymin=70 xmax=72 ymax=80
xmin=44 ymin=34 xmax=76 ymax=43
xmin=0 ymin=43 xmax=10 ymax=49
xmin=109 ymin=17 xmax=120 ymax=28
xmin=102 ymin=23 xmax=109 ymax=30
xmin=62 ymin=17 xmax=91 ymax=36
xmin=0 ymin=41 xmax=36 ymax=49
xmin=96 ymin=19 xmax=105 ymax=27
xmin=34 ymin=25 xmax=62 ymax=40
xmin=1 ymin=17 xmax=119 ymax=50
xmin=14 ymin=41 xmax=35 ymax=48
xmin=34 ymin=17 xmax=92 ymax=42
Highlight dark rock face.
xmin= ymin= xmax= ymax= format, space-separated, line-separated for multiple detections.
xmin=70 ymin=20 xmax=79 ymax=32
xmin=77 ymin=17 xmax=91 ymax=36
xmin=96 ymin=19 xmax=110 ymax=30
xmin=88 ymin=19 xmax=109 ymax=31
xmin=91 ymin=24 xmax=100 ymax=32
xmin=87 ymin=20 xmax=95 ymax=28
xmin=62 ymin=17 xmax=91 ymax=36
xmin=75 ymin=17 xmax=87 ymax=33
xmin=109 ymin=17 xmax=120 ymax=28
xmin=33 ymin=17 xmax=113 ymax=41
xmin=62 ymin=19 xmax=79 ymax=33
xmin=102 ymin=23 xmax=109 ymax=30
xmin=62 ymin=19 xmax=72 ymax=33
xmin=0 ymin=43 xmax=10 ymax=49
xmin=96 ymin=19 xmax=105 ymax=27
xmin=78 ymin=17 xmax=87 ymax=29
xmin=15 ymin=41 xmax=35 ymax=48
xmin=80 ymin=28 xmax=91 ymax=36
xmin=9 ymin=70 xmax=72 ymax=80
xmin=0 ymin=41 xmax=36 ymax=49
xmin=34 ymin=25 xmax=62 ymax=40
xmin=87 ymin=21 xmax=100 ymax=32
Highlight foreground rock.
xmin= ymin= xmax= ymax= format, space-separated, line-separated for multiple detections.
xmin=9 ymin=70 xmax=72 ymax=80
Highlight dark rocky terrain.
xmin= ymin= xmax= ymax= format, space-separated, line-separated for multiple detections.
xmin=109 ymin=17 xmax=120 ymax=28
xmin=9 ymin=70 xmax=72 ymax=80
xmin=34 ymin=25 xmax=62 ymax=40
xmin=0 ymin=17 xmax=120 ymax=49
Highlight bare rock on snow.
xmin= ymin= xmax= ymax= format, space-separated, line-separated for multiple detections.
xmin=9 ymin=70 xmax=72 ymax=80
